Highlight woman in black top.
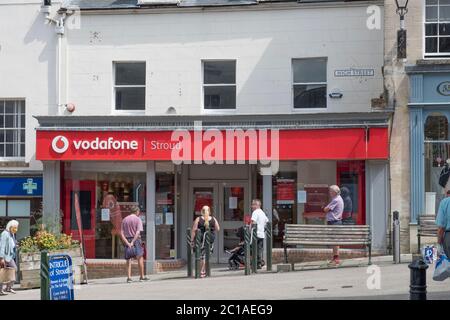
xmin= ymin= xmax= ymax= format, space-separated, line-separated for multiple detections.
xmin=191 ymin=206 xmax=220 ymax=278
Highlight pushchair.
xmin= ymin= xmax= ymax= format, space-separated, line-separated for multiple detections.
xmin=226 ymin=226 xmax=245 ymax=270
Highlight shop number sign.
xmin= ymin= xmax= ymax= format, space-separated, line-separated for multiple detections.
xmin=49 ymin=254 xmax=74 ymax=301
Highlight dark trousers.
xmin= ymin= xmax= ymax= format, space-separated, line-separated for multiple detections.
xmin=443 ymin=231 xmax=450 ymax=258
xmin=257 ymin=238 xmax=264 ymax=266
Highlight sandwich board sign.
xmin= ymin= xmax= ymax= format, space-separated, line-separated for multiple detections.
xmin=49 ymin=254 xmax=74 ymax=300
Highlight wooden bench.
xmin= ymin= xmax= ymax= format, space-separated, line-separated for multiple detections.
xmin=283 ymin=224 xmax=372 ymax=265
xmin=417 ymin=215 xmax=438 ymax=253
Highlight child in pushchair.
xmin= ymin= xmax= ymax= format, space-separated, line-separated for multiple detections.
xmin=226 ymin=226 xmax=245 ymax=270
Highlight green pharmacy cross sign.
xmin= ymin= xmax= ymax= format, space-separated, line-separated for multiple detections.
xmin=23 ymin=178 xmax=38 ymax=195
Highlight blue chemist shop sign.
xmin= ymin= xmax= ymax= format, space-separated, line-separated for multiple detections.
xmin=0 ymin=177 xmax=42 ymax=197
xmin=49 ymin=254 xmax=74 ymax=301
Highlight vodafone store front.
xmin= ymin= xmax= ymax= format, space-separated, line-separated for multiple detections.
xmin=35 ymin=116 xmax=390 ymax=271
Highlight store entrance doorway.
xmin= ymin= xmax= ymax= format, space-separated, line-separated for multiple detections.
xmin=189 ymin=181 xmax=249 ymax=263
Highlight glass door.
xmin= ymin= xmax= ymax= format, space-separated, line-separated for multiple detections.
xmin=218 ymin=181 xmax=249 ymax=263
xmin=189 ymin=181 xmax=249 ymax=263
xmin=63 ymin=180 xmax=96 ymax=258
xmin=189 ymin=182 xmax=219 ymax=262
xmin=337 ymin=161 xmax=366 ymax=225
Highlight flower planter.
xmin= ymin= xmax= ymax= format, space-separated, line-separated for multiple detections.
xmin=19 ymin=247 xmax=84 ymax=289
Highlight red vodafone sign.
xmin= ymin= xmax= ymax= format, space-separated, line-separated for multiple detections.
xmin=36 ymin=128 xmax=389 ymax=161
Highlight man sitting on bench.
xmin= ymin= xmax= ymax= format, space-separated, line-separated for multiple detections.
xmin=322 ymin=185 xmax=344 ymax=266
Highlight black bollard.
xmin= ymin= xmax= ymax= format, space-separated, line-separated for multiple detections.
xmin=265 ymin=222 xmax=272 ymax=272
xmin=393 ymin=211 xmax=400 ymax=264
xmin=252 ymin=224 xmax=258 ymax=273
xmin=205 ymin=228 xmax=211 ymax=277
xmin=408 ymin=256 xmax=429 ymax=300
xmin=244 ymin=226 xmax=251 ymax=275
xmin=194 ymin=230 xmax=201 ymax=279
xmin=40 ymin=250 xmax=50 ymax=300
xmin=186 ymin=228 xmax=192 ymax=278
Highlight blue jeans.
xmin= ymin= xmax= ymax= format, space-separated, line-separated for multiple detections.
xmin=327 ymin=220 xmax=342 ymax=225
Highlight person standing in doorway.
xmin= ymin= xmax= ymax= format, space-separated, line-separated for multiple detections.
xmin=436 ymin=190 xmax=450 ymax=258
xmin=0 ymin=220 xmax=19 ymax=295
xmin=191 ymin=206 xmax=220 ymax=278
xmin=120 ymin=206 xmax=149 ymax=283
xmin=251 ymin=199 xmax=269 ymax=269
xmin=323 ymin=185 xmax=344 ymax=266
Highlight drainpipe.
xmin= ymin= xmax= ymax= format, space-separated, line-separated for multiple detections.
xmin=41 ymin=1 xmax=70 ymax=115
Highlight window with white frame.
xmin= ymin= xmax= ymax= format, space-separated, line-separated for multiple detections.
xmin=292 ymin=58 xmax=327 ymax=109
xmin=114 ymin=62 xmax=146 ymax=111
xmin=0 ymin=100 xmax=25 ymax=159
xmin=203 ymin=60 xmax=236 ymax=109
xmin=425 ymin=0 xmax=450 ymax=57
xmin=0 ymin=198 xmax=41 ymax=240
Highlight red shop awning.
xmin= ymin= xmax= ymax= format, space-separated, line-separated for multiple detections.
xmin=35 ymin=127 xmax=389 ymax=161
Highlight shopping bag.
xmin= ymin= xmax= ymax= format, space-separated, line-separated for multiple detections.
xmin=125 ymin=245 xmax=137 ymax=260
xmin=433 ymin=253 xmax=450 ymax=281
xmin=0 ymin=267 xmax=16 ymax=283
xmin=422 ymin=245 xmax=437 ymax=264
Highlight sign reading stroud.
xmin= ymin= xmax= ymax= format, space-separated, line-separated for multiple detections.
xmin=49 ymin=254 xmax=74 ymax=301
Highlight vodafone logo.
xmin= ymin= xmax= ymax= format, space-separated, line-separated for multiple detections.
xmin=52 ymin=135 xmax=69 ymax=154
xmin=50 ymin=135 xmax=139 ymax=154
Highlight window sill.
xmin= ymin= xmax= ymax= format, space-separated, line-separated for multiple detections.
xmin=202 ymin=108 xmax=237 ymax=115
xmin=0 ymin=159 xmax=28 ymax=167
xmin=291 ymin=107 xmax=328 ymax=112
xmin=420 ymin=57 xmax=450 ymax=63
xmin=111 ymin=110 xmax=146 ymax=116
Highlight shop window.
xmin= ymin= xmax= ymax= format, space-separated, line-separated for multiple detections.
xmin=425 ymin=115 xmax=448 ymax=141
xmin=424 ymin=115 xmax=450 ymax=216
xmin=203 ymin=60 xmax=236 ymax=109
xmin=272 ymin=161 xmax=297 ymax=248
xmin=0 ymin=198 xmax=40 ymax=241
xmin=425 ymin=0 xmax=450 ymax=57
xmin=63 ymin=162 xmax=147 ymax=259
xmin=114 ymin=62 xmax=146 ymax=111
xmin=156 ymin=162 xmax=176 ymax=259
xmin=0 ymin=200 xmax=5 ymax=216
xmin=7 ymin=200 xmax=30 ymax=217
xmin=0 ymin=99 xmax=25 ymax=159
xmin=292 ymin=58 xmax=327 ymax=109
xmin=269 ymin=161 xmax=365 ymax=248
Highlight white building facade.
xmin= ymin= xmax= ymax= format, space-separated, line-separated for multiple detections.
xmin=0 ymin=0 xmax=61 ymax=240
xmin=3 ymin=0 xmax=391 ymax=271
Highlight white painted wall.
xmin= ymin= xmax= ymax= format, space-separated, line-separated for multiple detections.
xmin=0 ymin=0 xmax=60 ymax=170
xmin=65 ymin=3 xmax=384 ymax=116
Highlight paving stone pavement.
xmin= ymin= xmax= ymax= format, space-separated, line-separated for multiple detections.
xmin=2 ymin=257 xmax=449 ymax=300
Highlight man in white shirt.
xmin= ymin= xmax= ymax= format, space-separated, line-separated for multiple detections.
xmin=251 ymin=199 xmax=269 ymax=269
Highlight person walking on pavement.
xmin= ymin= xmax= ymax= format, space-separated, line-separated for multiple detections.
xmin=323 ymin=185 xmax=344 ymax=266
xmin=436 ymin=190 xmax=450 ymax=258
xmin=0 ymin=220 xmax=19 ymax=295
xmin=251 ymin=199 xmax=268 ymax=269
xmin=191 ymin=205 xmax=220 ymax=278
xmin=120 ymin=206 xmax=149 ymax=283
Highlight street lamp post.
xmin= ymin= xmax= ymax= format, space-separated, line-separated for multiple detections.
xmin=395 ymin=0 xmax=409 ymax=60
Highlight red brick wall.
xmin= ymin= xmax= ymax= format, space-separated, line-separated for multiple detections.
xmin=85 ymin=249 xmax=380 ymax=279
xmin=86 ymin=259 xmax=186 ymax=280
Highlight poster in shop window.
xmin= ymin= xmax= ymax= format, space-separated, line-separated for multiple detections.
xmin=276 ymin=179 xmax=296 ymax=205
xmin=194 ymin=192 xmax=213 ymax=216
